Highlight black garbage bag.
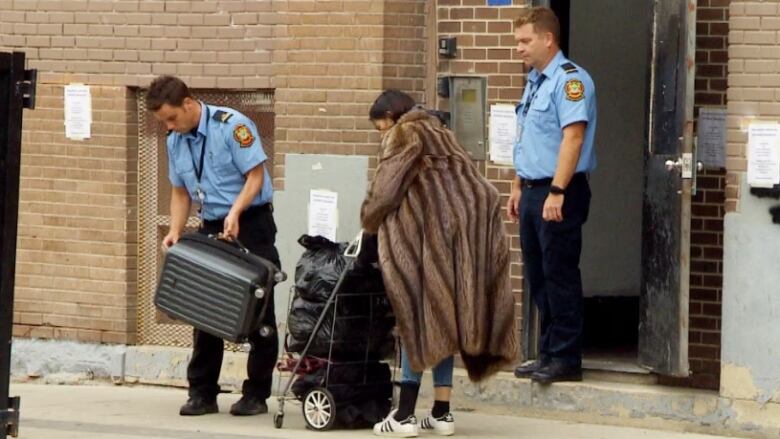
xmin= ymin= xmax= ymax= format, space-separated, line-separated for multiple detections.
xmin=286 ymin=292 xmax=395 ymax=359
xmin=292 ymin=361 xmax=393 ymax=428
xmin=294 ymin=235 xmax=348 ymax=303
xmin=294 ymin=234 xmax=384 ymax=303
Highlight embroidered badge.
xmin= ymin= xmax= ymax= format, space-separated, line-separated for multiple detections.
xmin=565 ymin=79 xmax=585 ymax=102
xmin=233 ymin=124 xmax=255 ymax=148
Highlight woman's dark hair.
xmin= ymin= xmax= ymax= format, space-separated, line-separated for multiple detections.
xmin=369 ymin=89 xmax=416 ymax=122
xmin=146 ymin=75 xmax=193 ymax=111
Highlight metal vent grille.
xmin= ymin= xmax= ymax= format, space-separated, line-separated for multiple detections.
xmin=137 ymin=90 xmax=275 ymax=348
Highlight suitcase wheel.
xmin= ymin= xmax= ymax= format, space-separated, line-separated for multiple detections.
xmin=273 ymin=412 xmax=283 ymax=429
xmin=302 ymin=387 xmax=336 ymax=431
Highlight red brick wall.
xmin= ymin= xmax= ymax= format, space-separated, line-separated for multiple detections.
xmin=273 ymin=0 xmax=428 ymax=186
xmin=1 ymin=0 xmax=429 ymax=345
xmin=12 ymin=85 xmax=138 ymax=344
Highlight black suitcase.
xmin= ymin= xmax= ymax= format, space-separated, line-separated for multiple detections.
xmin=154 ymin=233 xmax=286 ymax=343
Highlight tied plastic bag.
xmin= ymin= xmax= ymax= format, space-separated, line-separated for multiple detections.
xmin=294 ymin=234 xmax=383 ymax=302
xmin=294 ymin=235 xmax=349 ymax=303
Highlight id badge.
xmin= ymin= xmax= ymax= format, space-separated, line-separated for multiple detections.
xmin=196 ymin=186 xmax=206 ymax=224
xmin=515 ymin=123 xmax=524 ymax=145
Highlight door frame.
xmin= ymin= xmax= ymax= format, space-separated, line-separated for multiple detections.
xmin=522 ymin=0 xmax=695 ymax=378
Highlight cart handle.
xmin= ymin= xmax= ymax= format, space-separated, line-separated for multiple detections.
xmin=344 ymin=230 xmax=363 ymax=258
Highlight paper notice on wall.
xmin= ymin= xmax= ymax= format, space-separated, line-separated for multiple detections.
xmin=746 ymin=122 xmax=780 ymax=188
xmin=64 ymin=84 xmax=92 ymax=140
xmin=489 ymin=104 xmax=516 ymax=166
xmin=308 ymin=189 xmax=338 ymax=242
xmin=697 ymin=107 xmax=727 ymax=169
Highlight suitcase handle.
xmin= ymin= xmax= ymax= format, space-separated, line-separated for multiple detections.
xmin=208 ymin=233 xmax=250 ymax=254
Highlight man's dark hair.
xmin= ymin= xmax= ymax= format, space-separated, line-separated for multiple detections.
xmin=369 ymin=89 xmax=417 ymax=122
xmin=146 ymin=75 xmax=193 ymax=111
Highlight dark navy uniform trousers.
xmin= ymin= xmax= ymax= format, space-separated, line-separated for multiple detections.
xmin=188 ymin=203 xmax=280 ymax=401
xmin=519 ymin=173 xmax=590 ymax=367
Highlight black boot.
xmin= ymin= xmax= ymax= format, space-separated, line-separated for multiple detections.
xmin=229 ymin=395 xmax=268 ymax=416
xmin=530 ymin=360 xmax=582 ymax=385
xmin=179 ymin=395 xmax=218 ymax=416
xmin=514 ymin=357 xmax=549 ymax=378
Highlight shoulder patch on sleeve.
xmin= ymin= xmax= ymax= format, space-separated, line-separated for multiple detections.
xmin=212 ymin=110 xmax=233 ymax=123
xmin=564 ymin=79 xmax=585 ymax=102
xmin=233 ymin=124 xmax=255 ymax=148
xmin=560 ymin=62 xmax=579 ymax=74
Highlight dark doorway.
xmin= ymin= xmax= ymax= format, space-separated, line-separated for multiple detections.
xmin=552 ymin=0 xmax=652 ymax=371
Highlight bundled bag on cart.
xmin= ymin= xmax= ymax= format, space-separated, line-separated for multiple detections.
xmin=293 ymin=234 xmax=384 ymax=302
xmin=153 ymin=233 xmax=286 ymax=343
xmin=286 ymin=234 xmax=394 ymax=358
xmin=285 ymin=291 xmax=395 ymax=358
xmin=291 ymin=361 xmax=393 ymax=428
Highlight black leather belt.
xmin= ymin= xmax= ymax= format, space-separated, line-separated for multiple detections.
xmin=521 ymin=172 xmax=588 ymax=188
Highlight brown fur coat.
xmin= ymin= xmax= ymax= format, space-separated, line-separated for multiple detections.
xmin=361 ymin=109 xmax=517 ymax=382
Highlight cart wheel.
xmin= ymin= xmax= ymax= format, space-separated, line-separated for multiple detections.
xmin=273 ymin=412 xmax=284 ymax=429
xmin=302 ymin=387 xmax=336 ymax=431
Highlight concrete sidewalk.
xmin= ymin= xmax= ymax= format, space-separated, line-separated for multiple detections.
xmin=9 ymin=383 xmax=733 ymax=439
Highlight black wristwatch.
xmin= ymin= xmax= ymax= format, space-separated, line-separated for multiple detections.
xmin=549 ymin=185 xmax=565 ymax=195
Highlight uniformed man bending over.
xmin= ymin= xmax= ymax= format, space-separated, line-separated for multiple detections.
xmin=507 ymin=7 xmax=598 ymax=384
xmin=147 ymin=75 xmax=280 ymax=416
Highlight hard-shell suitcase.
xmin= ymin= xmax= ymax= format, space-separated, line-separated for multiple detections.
xmin=154 ymin=232 xmax=286 ymax=343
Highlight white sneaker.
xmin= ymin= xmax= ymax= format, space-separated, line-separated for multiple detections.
xmin=373 ymin=409 xmax=419 ymax=437
xmin=420 ymin=413 xmax=455 ymax=436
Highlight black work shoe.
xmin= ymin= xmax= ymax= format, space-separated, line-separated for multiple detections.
xmin=230 ymin=395 xmax=268 ymax=416
xmin=531 ymin=361 xmax=583 ymax=385
xmin=179 ymin=396 xmax=218 ymax=416
xmin=514 ymin=358 xmax=549 ymax=378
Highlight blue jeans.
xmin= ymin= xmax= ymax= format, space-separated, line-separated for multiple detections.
xmin=400 ymin=348 xmax=454 ymax=387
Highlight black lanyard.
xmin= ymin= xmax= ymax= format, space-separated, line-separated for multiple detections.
xmin=522 ymin=75 xmax=547 ymax=118
xmin=188 ymin=104 xmax=210 ymax=184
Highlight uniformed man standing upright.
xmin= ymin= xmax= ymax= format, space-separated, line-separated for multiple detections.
xmin=507 ymin=7 xmax=597 ymax=384
xmin=147 ymin=76 xmax=280 ymax=416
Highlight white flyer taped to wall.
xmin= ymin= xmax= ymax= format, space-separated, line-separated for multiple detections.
xmin=64 ymin=84 xmax=92 ymax=140
xmin=308 ymin=189 xmax=338 ymax=242
xmin=489 ymin=104 xmax=516 ymax=165
xmin=698 ymin=107 xmax=726 ymax=169
xmin=747 ymin=122 xmax=780 ymax=188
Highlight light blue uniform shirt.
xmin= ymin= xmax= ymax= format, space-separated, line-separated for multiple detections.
xmin=167 ymin=102 xmax=273 ymax=221
xmin=514 ymin=51 xmax=598 ymax=180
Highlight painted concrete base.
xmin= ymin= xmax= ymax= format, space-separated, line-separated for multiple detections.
xmin=10 ymin=338 xmax=780 ymax=438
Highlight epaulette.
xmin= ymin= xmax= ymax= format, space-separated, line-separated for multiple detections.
xmin=212 ymin=110 xmax=233 ymax=123
xmin=560 ymin=62 xmax=578 ymax=74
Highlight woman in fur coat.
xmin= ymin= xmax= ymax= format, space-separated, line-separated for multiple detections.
xmin=362 ymin=90 xmax=517 ymax=437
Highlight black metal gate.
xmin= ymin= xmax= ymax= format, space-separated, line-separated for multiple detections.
xmin=0 ymin=51 xmax=36 ymax=438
